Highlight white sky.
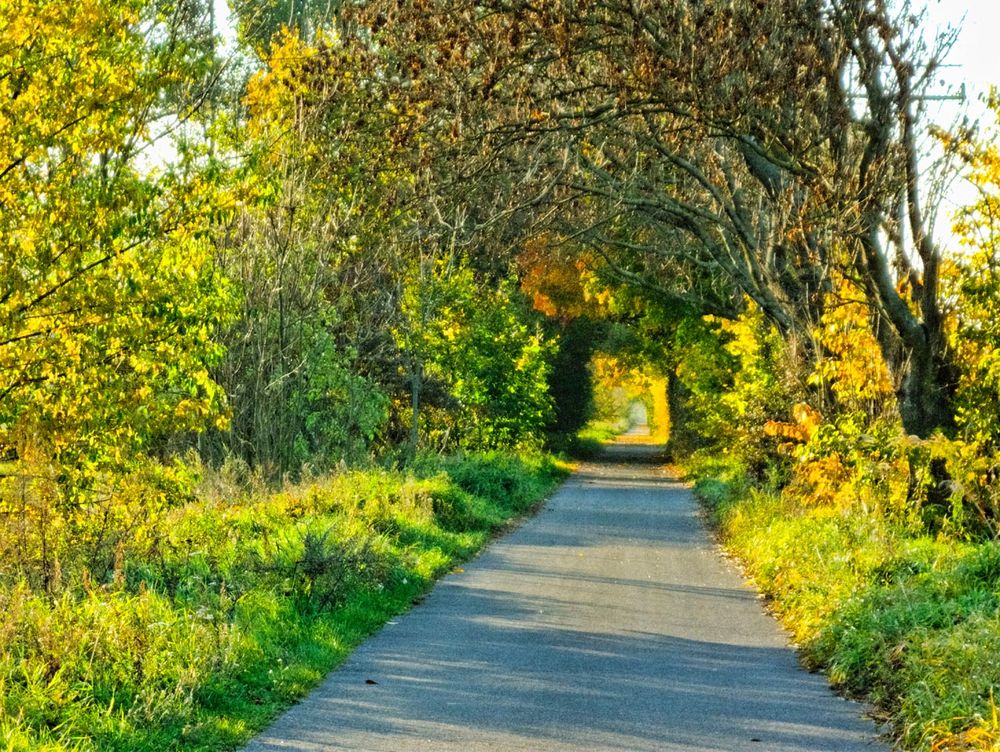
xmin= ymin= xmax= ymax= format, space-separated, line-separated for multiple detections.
xmin=921 ymin=0 xmax=999 ymax=125
xmin=919 ymin=1 xmax=1000 ymax=241
xmin=213 ymin=0 xmax=239 ymax=55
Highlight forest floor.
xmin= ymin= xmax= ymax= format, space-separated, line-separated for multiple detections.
xmin=241 ymin=442 xmax=886 ymax=751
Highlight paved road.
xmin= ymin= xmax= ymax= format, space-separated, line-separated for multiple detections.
xmin=244 ymin=443 xmax=887 ymax=751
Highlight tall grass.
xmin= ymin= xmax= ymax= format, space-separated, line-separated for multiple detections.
xmin=0 ymin=453 xmax=568 ymax=751
xmin=688 ymin=454 xmax=1000 ymax=751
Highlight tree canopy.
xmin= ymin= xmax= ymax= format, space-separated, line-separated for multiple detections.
xmin=8 ymin=1 xmax=1000 ymax=748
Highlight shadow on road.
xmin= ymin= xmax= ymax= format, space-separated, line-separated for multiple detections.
xmin=597 ymin=438 xmax=669 ymax=465
xmin=293 ymin=621 xmax=869 ymax=752
xmin=244 ymin=429 xmax=886 ymax=752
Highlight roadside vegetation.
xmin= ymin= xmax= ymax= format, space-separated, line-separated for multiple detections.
xmin=691 ymin=458 xmax=1000 ymax=751
xmin=671 ymin=269 xmax=1000 ymax=749
xmin=1 ymin=453 xmax=567 ymax=751
xmin=4 ymin=1 xmax=1000 ymax=750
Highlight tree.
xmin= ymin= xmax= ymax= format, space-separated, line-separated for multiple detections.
xmin=234 ymin=0 xmax=341 ymax=52
xmin=397 ymin=260 xmax=554 ymax=450
xmin=207 ymin=29 xmax=406 ymax=472
xmin=344 ymin=0 xmax=961 ymax=438
xmin=0 ymin=0 xmax=232 ymax=582
xmin=947 ymin=101 xmax=1000 ymax=455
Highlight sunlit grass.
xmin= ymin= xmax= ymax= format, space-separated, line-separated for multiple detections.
xmin=0 ymin=453 xmax=569 ymax=751
xmin=688 ymin=454 xmax=1000 ymax=752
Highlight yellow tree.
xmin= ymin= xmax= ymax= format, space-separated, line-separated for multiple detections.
xmin=949 ymin=106 xmax=1000 ymax=453
xmin=0 ymin=0 xmax=232 ymax=583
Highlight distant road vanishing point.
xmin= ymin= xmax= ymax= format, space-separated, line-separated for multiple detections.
xmin=243 ymin=442 xmax=887 ymax=752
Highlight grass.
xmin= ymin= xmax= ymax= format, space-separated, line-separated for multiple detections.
xmin=687 ymin=453 xmax=1000 ymax=751
xmin=0 ymin=452 xmax=569 ymax=751
xmin=551 ymin=420 xmax=627 ymax=459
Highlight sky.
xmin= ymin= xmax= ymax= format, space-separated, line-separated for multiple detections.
xmin=922 ymin=0 xmax=999 ymax=123
xmin=213 ymin=0 xmax=239 ymax=57
xmin=918 ymin=1 xmax=1000 ymax=237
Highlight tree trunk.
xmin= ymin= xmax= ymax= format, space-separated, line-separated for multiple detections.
xmin=409 ymin=361 xmax=422 ymax=454
xmin=898 ymin=331 xmax=955 ymax=439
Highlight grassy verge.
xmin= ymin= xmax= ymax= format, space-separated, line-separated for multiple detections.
xmin=549 ymin=420 xmax=625 ymax=459
xmin=0 ymin=452 xmax=568 ymax=751
xmin=686 ymin=453 xmax=1000 ymax=752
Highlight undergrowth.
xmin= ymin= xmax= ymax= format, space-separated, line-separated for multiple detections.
xmin=0 ymin=452 xmax=568 ymax=751
xmin=551 ymin=420 xmax=624 ymax=459
xmin=687 ymin=452 xmax=1000 ymax=751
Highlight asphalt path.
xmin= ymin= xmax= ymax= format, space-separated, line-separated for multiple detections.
xmin=244 ymin=442 xmax=887 ymax=751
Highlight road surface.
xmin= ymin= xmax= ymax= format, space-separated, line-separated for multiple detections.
xmin=244 ymin=443 xmax=886 ymax=751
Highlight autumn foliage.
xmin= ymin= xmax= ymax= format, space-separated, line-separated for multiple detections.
xmin=4 ymin=0 xmax=1000 ymax=749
